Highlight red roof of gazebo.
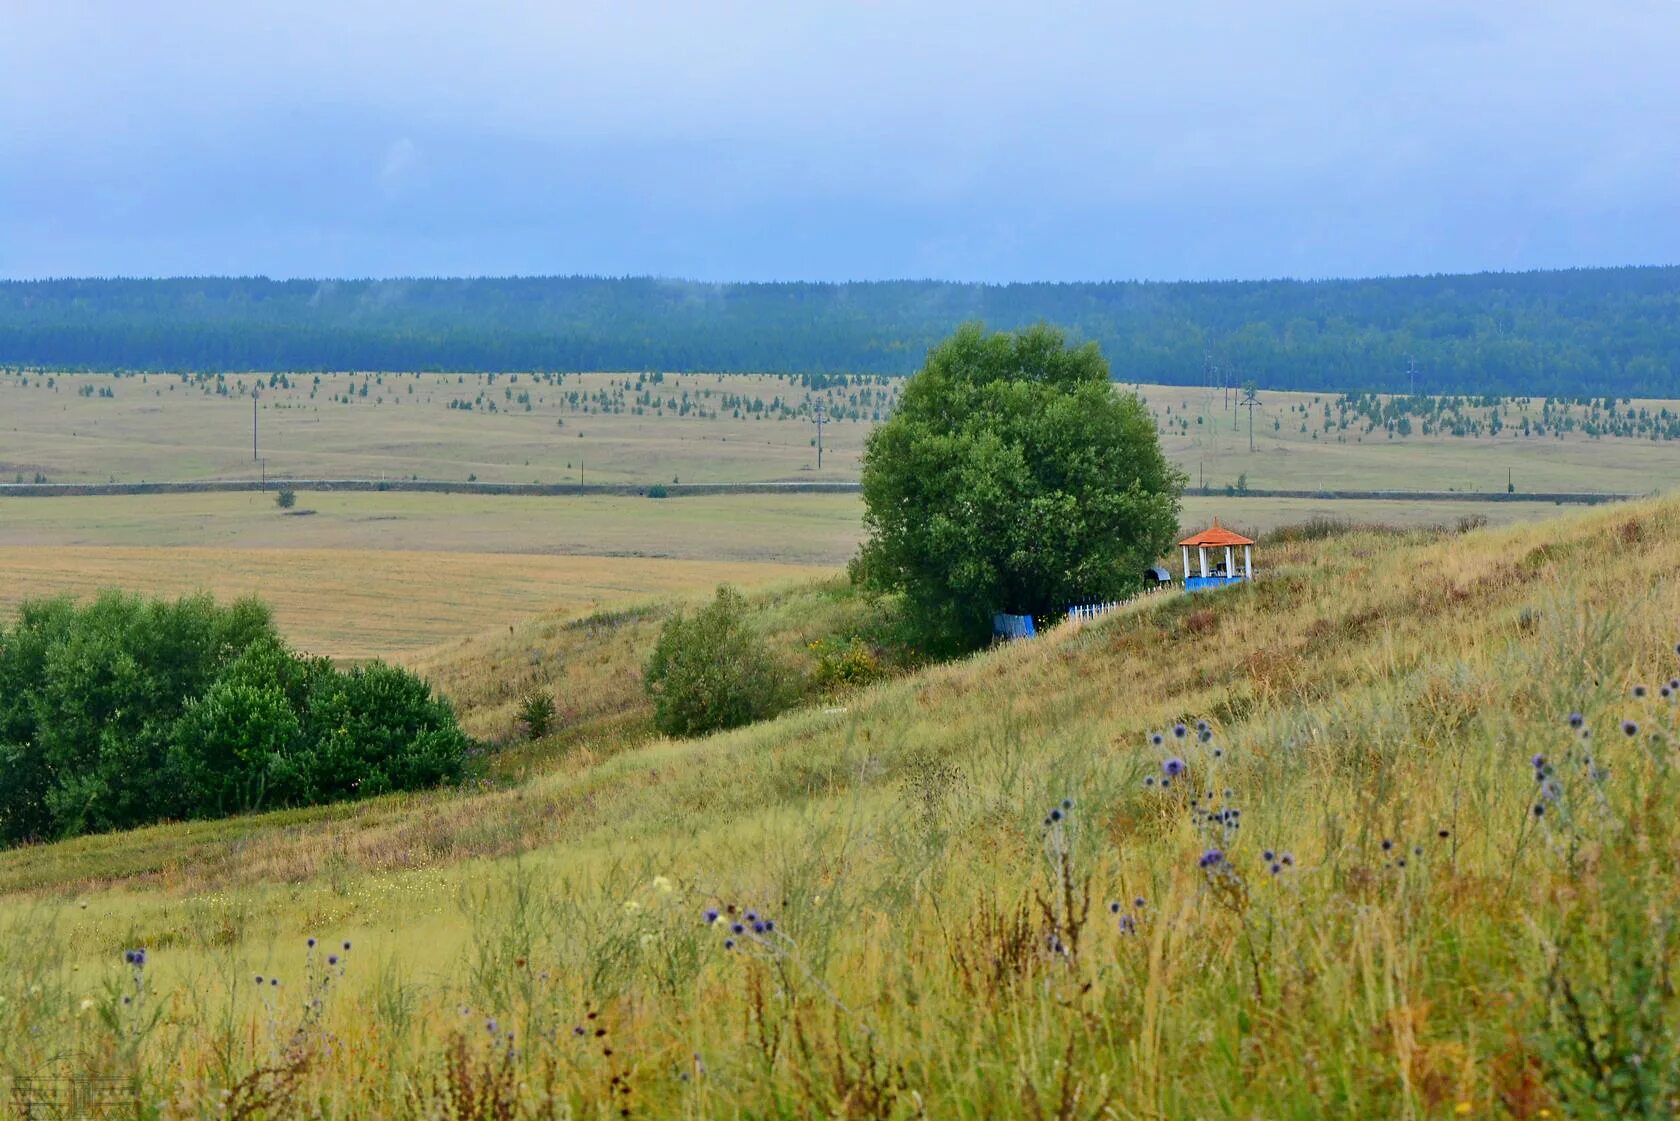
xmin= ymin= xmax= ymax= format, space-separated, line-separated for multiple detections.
xmin=1178 ymin=518 xmax=1255 ymax=548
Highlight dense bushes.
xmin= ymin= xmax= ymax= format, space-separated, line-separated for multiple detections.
xmin=643 ymin=586 xmax=789 ymax=736
xmin=0 ymin=592 xmax=473 ymax=845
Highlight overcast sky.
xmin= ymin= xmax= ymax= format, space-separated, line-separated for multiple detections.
xmin=3 ymin=1 xmax=1678 ymax=282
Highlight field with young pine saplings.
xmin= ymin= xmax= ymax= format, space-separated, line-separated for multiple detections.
xmin=4 ymin=497 xmax=1679 ymax=1117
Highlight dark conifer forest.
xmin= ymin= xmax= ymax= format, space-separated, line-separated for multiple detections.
xmin=2 ymin=267 xmax=1676 ymax=395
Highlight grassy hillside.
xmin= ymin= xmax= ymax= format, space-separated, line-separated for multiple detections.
xmin=4 ymin=501 xmax=1679 ymax=1117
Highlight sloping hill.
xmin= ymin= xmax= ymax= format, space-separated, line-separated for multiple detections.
xmin=4 ymin=501 xmax=1677 ymax=1116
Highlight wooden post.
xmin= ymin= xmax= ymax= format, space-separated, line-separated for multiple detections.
xmin=1198 ymin=547 xmax=1209 ymax=579
xmin=1244 ymin=544 xmax=1253 ymax=579
xmin=1182 ymin=545 xmax=1191 ymax=580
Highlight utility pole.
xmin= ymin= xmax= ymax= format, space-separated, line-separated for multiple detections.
xmin=1241 ymin=384 xmax=1260 ymax=453
xmin=812 ymin=397 xmax=827 ymax=470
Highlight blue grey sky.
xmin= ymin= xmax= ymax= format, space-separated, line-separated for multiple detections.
xmin=3 ymin=1 xmax=1677 ymax=282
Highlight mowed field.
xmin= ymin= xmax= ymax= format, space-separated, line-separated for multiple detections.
xmin=0 ymin=546 xmax=817 ymax=661
xmin=4 ymin=367 xmax=1679 ymax=492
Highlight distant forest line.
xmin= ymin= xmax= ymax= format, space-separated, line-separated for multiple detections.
xmin=2 ymin=267 xmax=1677 ymax=396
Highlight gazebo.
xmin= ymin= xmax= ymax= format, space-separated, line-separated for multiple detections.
xmin=1178 ymin=519 xmax=1254 ymax=590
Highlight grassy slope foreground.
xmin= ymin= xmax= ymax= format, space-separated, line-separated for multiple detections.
xmin=3 ymin=501 xmax=1679 ymax=1117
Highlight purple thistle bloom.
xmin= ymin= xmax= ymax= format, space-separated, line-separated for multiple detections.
xmin=1110 ymin=901 xmax=1121 ymax=914
xmin=1144 ymin=776 xmax=1155 ymax=787
xmin=1623 ymin=720 xmax=1639 ymax=737
xmin=342 ymin=941 xmax=351 ymax=951
xmin=1633 ymin=685 xmax=1648 ymax=698
xmin=271 ymin=978 xmax=279 ymax=987
xmin=1568 ymin=712 xmax=1584 ymax=728
xmin=723 ymin=938 xmax=736 ymax=950
xmin=254 ymin=975 xmax=264 ymax=984
xmin=307 ymin=937 xmax=317 ymax=948
xmin=1134 ymin=896 xmax=1147 ymax=908
xmin=1212 ymin=747 xmax=1223 ymax=758
xmin=1173 ymin=723 xmax=1188 ymax=739
xmin=1533 ymin=803 xmax=1546 ymax=817
xmin=1270 ymin=863 xmax=1282 ymax=875
xmin=1049 ymin=808 xmax=1063 ymax=822
xmin=328 ymin=955 xmax=339 ymax=966
xmin=704 ymin=909 xmax=719 ymax=924
xmin=1061 ymin=798 xmax=1073 ymax=811
xmin=745 ymin=911 xmax=758 ymax=922
xmin=1262 ymin=850 xmax=1275 ymax=862
xmin=1198 ymin=848 xmax=1224 ymax=868
xmin=486 ymin=1019 xmax=498 ymax=1034
xmin=752 ymin=921 xmax=765 ymax=934
xmin=1281 ymin=853 xmax=1294 ymax=866
xmin=762 ymin=920 xmax=775 ymax=932
xmin=1531 ymin=753 xmax=1545 ymax=769
xmin=1163 ymin=757 xmax=1186 ymax=777
xmin=731 ymin=923 xmax=745 ymax=935
xmin=1381 ymin=839 xmax=1393 ymax=851
xmin=1199 ymin=728 xmax=1213 ymax=742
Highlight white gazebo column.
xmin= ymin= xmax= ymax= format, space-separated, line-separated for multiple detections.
xmin=1244 ymin=544 xmax=1253 ymax=579
xmin=1225 ymin=545 xmax=1234 ymax=576
xmin=1198 ymin=547 xmax=1208 ymax=578
xmin=1181 ymin=545 xmax=1191 ymax=579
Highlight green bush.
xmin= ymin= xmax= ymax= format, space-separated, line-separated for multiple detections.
xmin=0 ymin=592 xmax=474 ymax=845
xmin=518 ymin=689 xmax=557 ymax=739
xmin=644 ymin=586 xmax=787 ymax=737
xmin=275 ymin=487 xmax=297 ymax=509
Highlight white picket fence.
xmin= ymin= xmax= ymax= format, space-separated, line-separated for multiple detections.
xmin=1065 ymin=601 xmax=1121 ymax=623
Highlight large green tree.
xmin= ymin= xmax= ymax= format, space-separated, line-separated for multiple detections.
xmin=855 ymin=323 xmax=1185 ymax=651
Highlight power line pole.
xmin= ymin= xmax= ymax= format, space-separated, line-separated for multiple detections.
xmin=1241 ymin=385 xmax=1259 ymax=452
xmin=812 ymin=397 xmax=827 ymax=470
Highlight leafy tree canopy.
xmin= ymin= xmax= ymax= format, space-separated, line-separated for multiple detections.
xmin=855 ymin=323 xmax=1185 ymax=651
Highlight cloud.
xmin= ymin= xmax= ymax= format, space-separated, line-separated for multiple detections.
xmin=1 ymin=1 xmax=1677 ymax=280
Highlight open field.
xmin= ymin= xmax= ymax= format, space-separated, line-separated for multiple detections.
xmin=0 ymin=546 xmax=816 ymax=661
xmin=4 ymin=500 xmax=1679 ymax=1115
xmin=5 ymin=368 xmax=1679 ymax=493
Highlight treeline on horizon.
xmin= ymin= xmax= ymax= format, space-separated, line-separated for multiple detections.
xmin=1 ymin=267 xmax=1677 ymax=396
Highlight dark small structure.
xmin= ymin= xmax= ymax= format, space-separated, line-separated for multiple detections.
xmin=1143 ymin=565 xmax=1172 ymax=587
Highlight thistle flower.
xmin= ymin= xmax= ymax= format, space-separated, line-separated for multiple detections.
xmin=1567 ymin=712 xmax=1584 ymax=729
xmin=1061 ymin=798 xmax=1073 ymax=811
xmin=1162 ymin=758 xmax=1186 ymax=777
xmin=1150 ymin=732 xmax=1164 ymax=747
xmin=1622 ymin=720 xmax=1639 ymax=737
xmin=703 ymin=909 xmax=719 ymax=924
xmin=1531 ymin=753 xmax=1545 ymax=769
xmin=328 ymin=955 xmax=339 ymax=967
xmin=1173 ymin=723 xmax=1188 ymax=739
xmin=307 ymin=937 xmax=317 ymax=948
xmin=1134 ymin=896 xmax=1147 ymax=908
xmin=1270 ymin=863 xmax=1282 ymax=875
xmin=723 ymin=939 xmax=736 ymax=950
xmin=1633 ymin=685 xmax=1648 ymax=698
xmin=1049 ymin=808 xmax=1063 ymax=822
xmin=1110 ymin=901 xmax=1122 ymax=914
xmin=1198 ymin=848 xmax=1224 ymax=868
xmin=1262 ymin=850 xmax=1275 ymax=862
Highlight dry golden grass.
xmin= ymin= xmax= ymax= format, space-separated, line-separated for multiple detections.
xmin=0 ymin=545 xmax=816 ymax=660
xmin=5 ymin=500 xmax=1680 ymax=1116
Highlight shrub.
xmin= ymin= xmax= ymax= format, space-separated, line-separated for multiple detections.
xmin=809 ymin=636 xmax=884 ymax=693
xmin=276 ymin=487 xmax=297 ymax=509
xmin=0 ymin=592 xmax=474 ymax=845
xmin=518 ymin=689 xmax=557 ymax=739
xmin=644 ymin=586 xmax=787 ymax=736
xmin=646 ymin=484 xmax=669 ymax=499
